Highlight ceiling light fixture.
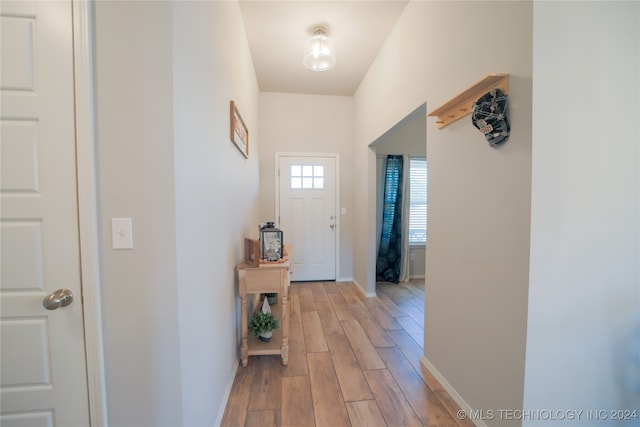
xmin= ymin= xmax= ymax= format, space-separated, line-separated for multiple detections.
xmin=303 ymin=26 xmax=336 ymax=72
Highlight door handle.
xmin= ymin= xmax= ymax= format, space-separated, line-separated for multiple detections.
xmin=329 ymin=224 xmax=335 ymax=229
xmin=42 ymin=288 xmax=74 ymax=310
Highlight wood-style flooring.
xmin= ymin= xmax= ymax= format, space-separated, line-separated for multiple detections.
xmin=221 ymin=280 xmax=474 ymax=427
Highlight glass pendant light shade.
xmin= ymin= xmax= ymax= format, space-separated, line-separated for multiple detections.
xmin=303 ymin=26 xmax=335 ymax=71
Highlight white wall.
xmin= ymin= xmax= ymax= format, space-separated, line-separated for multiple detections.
xmin=172 ymin=2 xmax=260 ymax=426
xmin=259 ymin=92 xmax=354 ymax=280
xmin=373 ymin=110 xmax=426 ymax=158
xmin=354 ymin=1 xmax=533 ymax=424
xmin=524 ymin=2 xmax=640 ymax=425
xmin=94 ymin=3 xmax=183 ymax=425
xmin=94 ymin=1 xmax=260 ymax=425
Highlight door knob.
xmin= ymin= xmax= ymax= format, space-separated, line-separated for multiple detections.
xmin=329 ymin=224 xmax=335 ymax=229
xmin=42 ymin=288 xmax=74 ymax=310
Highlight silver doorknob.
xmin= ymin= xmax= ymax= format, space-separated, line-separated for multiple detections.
xmin=42 ymin=288 xmax=74 ymax=310
xmin=329 ymin=224 xmax=335 ymax=229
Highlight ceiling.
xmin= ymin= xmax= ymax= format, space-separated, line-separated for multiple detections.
xmin=239 ymin=1 xmax=409 ymax=97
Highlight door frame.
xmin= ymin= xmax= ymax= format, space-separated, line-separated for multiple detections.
xmin=73 ymin=1 xmax=108 ymax=425
xmin=275 ymin=152 xmax=340 ymax=281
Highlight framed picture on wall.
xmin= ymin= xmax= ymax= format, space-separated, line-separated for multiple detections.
xmin=230 ymin=100 xmax=249 ymax=158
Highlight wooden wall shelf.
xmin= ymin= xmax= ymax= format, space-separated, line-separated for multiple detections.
xmin=427 ymin=74 xmax=509 ymax=129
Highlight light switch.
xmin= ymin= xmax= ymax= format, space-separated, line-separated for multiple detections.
xmin=341 ymin=207 xmax=347 ymax=215
xmin=112 ymin=218 xmax=133 ymax=249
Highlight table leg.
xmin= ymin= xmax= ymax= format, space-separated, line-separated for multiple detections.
xmin=281 ymin=293 xmax=289 ymax=365
xmin=240 ymin=294 xmax=248 ymax=367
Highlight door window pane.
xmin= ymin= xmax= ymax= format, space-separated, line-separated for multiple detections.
xmin=290 ymin=164 xmax=325 ymax=189
xmin=302 ymin=177 xmax=313 ymax=188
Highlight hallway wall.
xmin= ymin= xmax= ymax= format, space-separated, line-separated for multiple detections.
xmin=173 ymin=2 xmax=260 ymax=425
xmin=93 ymin=3 xmax=182 ymax=424
xmin=353 ymin=1 xmax=533 ymax=424
xmin=524 ymin=2 xmax=640 ymax=422
xmin=93 ymin=2 xmax=260 ymax=425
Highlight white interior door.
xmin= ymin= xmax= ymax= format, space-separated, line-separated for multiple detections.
xmin=0 ymin=1 xmax=91 ymax=425
xmin=278 ymin=155 xmax=337 ymax=281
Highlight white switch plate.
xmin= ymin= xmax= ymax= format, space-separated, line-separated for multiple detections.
xmin=341 ymin=207 xmax=347 ymax=215
xmin=112 ymin=218 xmax=133 ymax=249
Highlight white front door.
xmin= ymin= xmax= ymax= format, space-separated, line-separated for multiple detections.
xmin=278 ymin=155 xmax=337 ymax=281
xmin=1 ymin=1 xmax=91 ymax=425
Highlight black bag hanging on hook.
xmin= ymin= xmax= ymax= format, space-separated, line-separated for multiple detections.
xmin=471 ymin=88 xmax=510 ymax=146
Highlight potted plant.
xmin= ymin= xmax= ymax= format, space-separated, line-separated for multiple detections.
xmin=248 ymin=310 xmax=279 ymax=342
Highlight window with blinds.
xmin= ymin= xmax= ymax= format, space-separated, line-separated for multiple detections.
xmin=409 ymin=158 xmax=427 ymax=245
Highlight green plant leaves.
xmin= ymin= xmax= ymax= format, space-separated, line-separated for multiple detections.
xmin=248 ymin=311 xmax=279 ymax=338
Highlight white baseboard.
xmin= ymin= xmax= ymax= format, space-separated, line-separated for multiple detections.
xmin=419 ymin=356 xmax=487 ymax=427
xmin=336 ymin=277 xmax=354 ymax=283
xmin=351 ymin=278 xmax=377 ymax=298
xmin=409 ymin=274 xmax=425 ymax=279
xmin=214 ymin=358 xmax=239 ymax=427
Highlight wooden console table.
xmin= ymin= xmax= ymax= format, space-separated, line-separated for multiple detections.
xmin=236 ymin=260 xmax=290 ymax=367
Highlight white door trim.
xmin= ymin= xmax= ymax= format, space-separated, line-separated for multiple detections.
xmin=73 ymin=2 xmax=108 ymax=425
xmin=275 ymin=152 xmax=340 ymax=281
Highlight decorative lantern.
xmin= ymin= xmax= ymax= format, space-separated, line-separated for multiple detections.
xmin=259 ymin=222 xmax=283 ymax=262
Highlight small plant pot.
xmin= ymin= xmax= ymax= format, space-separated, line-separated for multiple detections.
xmin=265 ymin=293 xmax=278 ymax=305
xmin=258 ymin=330 xmax=273 ymax=342
xmin=249 ymin=311 xmax=279 ymax=342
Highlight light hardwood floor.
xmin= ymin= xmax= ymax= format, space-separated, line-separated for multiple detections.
xmin=221 ymin=280 xmax=474 ymax=427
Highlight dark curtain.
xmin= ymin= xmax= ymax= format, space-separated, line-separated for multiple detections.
xmin=376 ymin=155 xmax=404 ymax=283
